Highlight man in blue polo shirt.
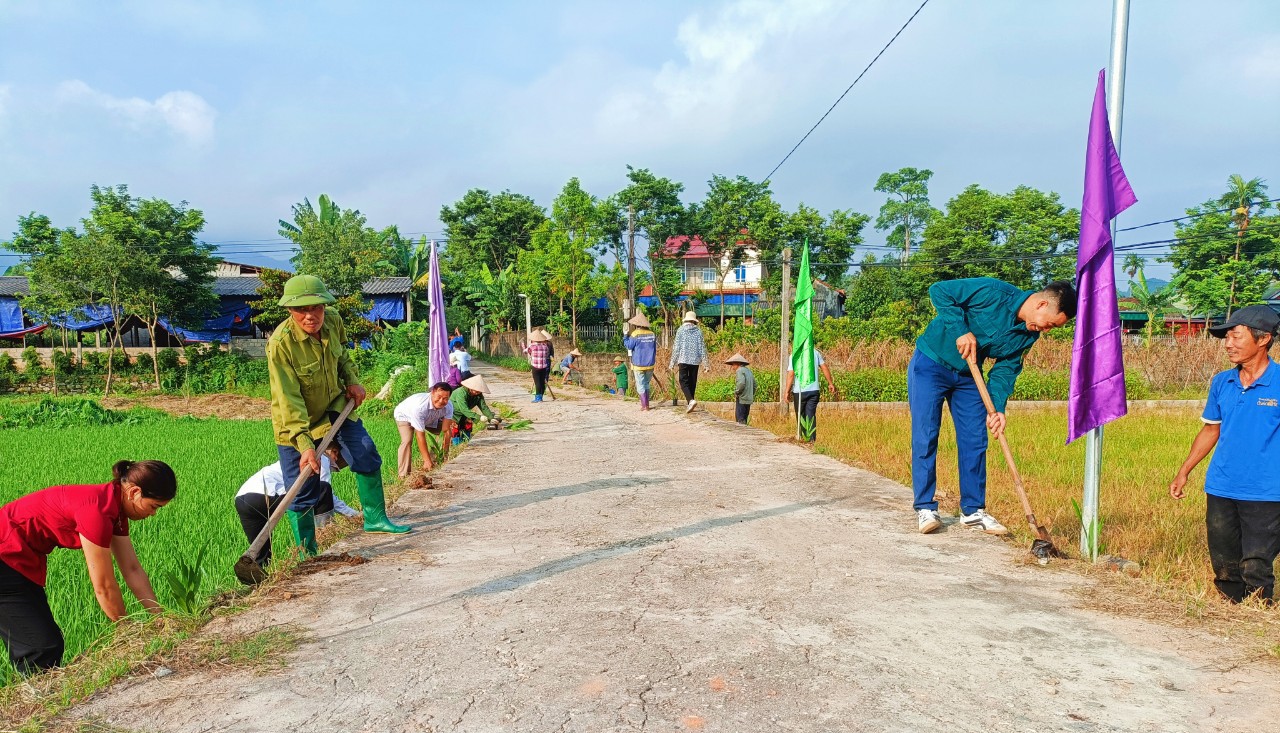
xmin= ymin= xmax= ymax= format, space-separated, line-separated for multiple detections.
xmin=910 ymin=277 xmax=1077 ymax=535
xmin=1170 ymin=304 xmax=1280 ymax=604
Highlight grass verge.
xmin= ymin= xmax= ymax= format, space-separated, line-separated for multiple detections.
xmin=734 ymin=403 xmax=1280 ymax=653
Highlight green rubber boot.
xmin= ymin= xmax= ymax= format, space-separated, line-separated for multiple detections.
xmin=354 ymin=472 xmax=411 ymax=534
xmin=286 ymin=509 xmax=319 ymax=557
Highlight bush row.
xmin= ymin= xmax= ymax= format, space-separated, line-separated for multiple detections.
xmin=690 ymin=368 xmax=1153 ymax=403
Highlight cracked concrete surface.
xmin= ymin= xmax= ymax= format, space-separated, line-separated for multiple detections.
xmin=74 ymin=361 xmax=1280 ymax=732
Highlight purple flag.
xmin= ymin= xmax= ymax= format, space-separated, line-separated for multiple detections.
xmin=427 ymin=240 xmax=450 ymax=385
xmin=1068 ymin=70 xmax=1137 ymax=444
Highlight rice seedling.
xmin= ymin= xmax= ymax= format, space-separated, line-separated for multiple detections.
xmin=0 ymin=405 xmax=401 ymax=683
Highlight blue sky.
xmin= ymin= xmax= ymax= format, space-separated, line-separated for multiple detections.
xmin=1 ymin=0 xmax=1277 ymax=278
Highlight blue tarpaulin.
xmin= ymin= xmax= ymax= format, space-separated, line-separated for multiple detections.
xmin=704 ymin=294 xmax=759 ymax=305
xmin=48 ymin=304 xmax=116 ymax=331
xmin=0 ymin=297 xmax=23 ymax=332
xmin=592 ymin=295 xmax=689 ymax=309
xmin=159 ymin=303 xmax=252 ymax=344
xmin=365 ymin=295 xmax=405 ymax=322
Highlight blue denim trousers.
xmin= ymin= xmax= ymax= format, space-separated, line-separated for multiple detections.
xmin=908 ymin=350 xmax=988 ymax=515
xmin=633 ymin=369 xmax=652 ymax=397
xmin=278 ymin=415 xmax=382 ymax=512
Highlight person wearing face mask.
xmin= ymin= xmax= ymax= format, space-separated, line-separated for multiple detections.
xmin=0 ymin=459 xmax=177 ymax=675
xmin=909 ymin=278 xmax=1077 ymax=537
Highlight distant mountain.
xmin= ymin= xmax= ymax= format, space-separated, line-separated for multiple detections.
xmin=1117 ymin=277 xmax=1169 ymax=297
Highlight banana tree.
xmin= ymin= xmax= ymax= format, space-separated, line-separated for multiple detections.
xmin=1129 ymin=268 xmax=1174 ymax=347
xmin=462 ymin=264 xmax=517 ymax=334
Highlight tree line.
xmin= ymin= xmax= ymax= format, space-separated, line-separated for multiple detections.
xmin=6 ymin=169 xmax=1276 ymax=372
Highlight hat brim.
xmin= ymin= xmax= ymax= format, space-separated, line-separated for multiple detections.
xmin=278 ymin=293 xmax=336 ymax=307
xmin=725 ymin=358 xmax=749 ymax=365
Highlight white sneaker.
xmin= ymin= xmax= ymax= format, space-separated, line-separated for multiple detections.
xmin=960 ymin=509 xmax=1009 ymax=536
xmin=917 ymin=509 xmax=942 ymax=534
xmin=686 ymin=399 xmax=698 ymax=413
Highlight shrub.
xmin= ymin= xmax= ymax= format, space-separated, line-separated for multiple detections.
xmin=134 ymin=352 xmax=155 ymax=376
xmin=81 ymin=351 xmax=106 ymax=373
xmin=107 ymin=349 xmax=130 ymax=372
xmin=21 ymin=346 xmax=45 ymax=382
xmin=0 ymin=353 xmax=15 ymax=376
xmin=156 ymin=348 xmax=181 ymax=373
xmin=50 ymin=349 xmax=76 ymax=375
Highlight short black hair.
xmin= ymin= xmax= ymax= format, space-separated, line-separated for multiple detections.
xmin=1041 ymin=281 xmax=1078 ymax=319
xmin=430 ymin=381 xmax=453 ymax=392
xmin=1248 ymin=327 xmax=1275 ymax=351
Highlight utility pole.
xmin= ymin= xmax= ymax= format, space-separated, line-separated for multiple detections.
xmin=624 ymin=205 xmax=636 ymax=339
xmin=627 ymin=205 xmax=636 ymax=313
xmin=1082 ymin=0 xmax=1130 ymax=561
xmin=779 ymin=248 xmax=792 ymax=411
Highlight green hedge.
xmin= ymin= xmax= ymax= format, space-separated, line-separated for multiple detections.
xmin=693 ymin=367 xmax=1154 ymax=403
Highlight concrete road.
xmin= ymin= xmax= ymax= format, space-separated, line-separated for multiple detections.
xmin=76 ymin=361 xmax=1280 ymax=732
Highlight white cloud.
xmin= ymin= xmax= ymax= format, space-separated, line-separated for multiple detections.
xmin=597 ymin=0 xmax=840 ymax=135
xmin=55 ymin=80 xmax=216 ymax=144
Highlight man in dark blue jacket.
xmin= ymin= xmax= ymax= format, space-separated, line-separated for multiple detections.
xmin=911 ymin=278 xmax=1076 ymax=535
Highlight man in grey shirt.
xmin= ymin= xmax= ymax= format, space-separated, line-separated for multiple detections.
xmin=727 ymin=353 xmax=755 ymax=425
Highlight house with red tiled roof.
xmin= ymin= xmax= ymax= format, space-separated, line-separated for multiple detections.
xmin=662 ymin=235 xmax=763 ymax=318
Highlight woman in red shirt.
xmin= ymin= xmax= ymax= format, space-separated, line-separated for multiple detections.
xmin=0 ymin=459 xmax=177 ymax=675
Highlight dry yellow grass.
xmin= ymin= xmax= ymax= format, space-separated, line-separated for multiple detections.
xmin=746 ymin=404 xmax=1261 ymax=599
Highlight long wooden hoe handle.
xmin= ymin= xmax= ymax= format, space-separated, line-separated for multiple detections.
xmin=964 ymin=357 xmax=1044 ymax=536
xmin=241 ymin=400 xmax=356 ymax=563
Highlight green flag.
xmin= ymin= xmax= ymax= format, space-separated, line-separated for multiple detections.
xmin=791 ymin=239 xmax=816 ymax=389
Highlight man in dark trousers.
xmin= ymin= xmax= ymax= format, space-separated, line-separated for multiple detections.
xmin=1170 ymin=305 xmax=1280 ymax=604
xmin=910 ymin=277 xmax=1076 ymax=536
xmin=267 ymin=275 xmax=410 ymax=556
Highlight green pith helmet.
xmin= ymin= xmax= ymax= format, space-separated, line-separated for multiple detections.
xmin=278 ymin=275 xmax=336 ymax=307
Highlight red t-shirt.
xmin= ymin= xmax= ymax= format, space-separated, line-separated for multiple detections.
xmin=0 ymin=482 xmax=129 ymax=586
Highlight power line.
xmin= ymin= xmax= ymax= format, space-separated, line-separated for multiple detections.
xmin=1115 ymin=196 xmax=1280 ymax=232
xmin=760 ymin=0 xmax=931 ymax=184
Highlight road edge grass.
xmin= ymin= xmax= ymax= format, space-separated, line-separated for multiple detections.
xmin=0 ymin=491 xmax=403 ymax=731
xmin=705 ymin=403 xmax=1280 ymax=664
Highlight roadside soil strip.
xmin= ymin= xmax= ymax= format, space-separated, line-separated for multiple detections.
xmin=74 ymin=361 xmax=1280 ymax=732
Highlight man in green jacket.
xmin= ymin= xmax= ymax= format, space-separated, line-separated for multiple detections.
xmin=267 ymin=275 xmax=410 ymax=555
xmin=450 ymin=374 xmax=496 ymax=442
xmin=910 ymin=277 xmax=1076 ymax=535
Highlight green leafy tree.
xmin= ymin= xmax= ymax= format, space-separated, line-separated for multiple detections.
xmin=19 ymin=186 xmax=219 ymax=392
xmin=1168 ymin=176 xmax=1277 ymax=321
xmin=918 ymin=184 xmax=1079 ymax=288
xmin=279 ymin=194 xmax=392 ymax=340
xmin=693 ymin=175 xmax=783 ymax=325
xmin=874 ymin=167 xmax=940 ymax=259
xmin=614 ymin=166 xmax=691 ymax=336
xmin=250 ymin=268 xmax=291 ymax=331
xmin=118 ymin=195 xmax=219 ymax=387
xmin=537 ymin=178 xmax=605 ymax=343
xmin=439 ymin=189 xmax=547 ymax=276
xmin=769 ymin=204 xmax=868 ymax=295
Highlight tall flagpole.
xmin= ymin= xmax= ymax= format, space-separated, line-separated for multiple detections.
xmin=1082 ymin=0 xmax=1130 ymax=560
